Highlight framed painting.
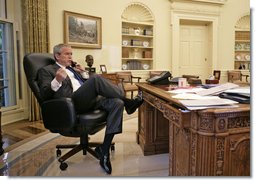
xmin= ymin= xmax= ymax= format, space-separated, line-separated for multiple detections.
xmin=64 ymin=11 xmax=102 ymax=49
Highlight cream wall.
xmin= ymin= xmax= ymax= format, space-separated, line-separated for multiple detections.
xmin=48 ymin=0 xmax=250 ymax=75
xmin=218 ymin=0 xmax=250 ymax=70
xmin=48 ymin=0 xmax=171 ymax=72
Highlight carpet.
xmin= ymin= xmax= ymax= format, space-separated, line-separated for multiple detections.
xmin=0 ymin=113 xmax=169 ymax=176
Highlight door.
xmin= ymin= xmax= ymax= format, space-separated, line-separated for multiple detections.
xmin=179 ymin=24 xmax=210 ymax=81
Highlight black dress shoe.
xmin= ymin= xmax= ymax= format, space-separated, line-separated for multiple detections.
xmin=95 ymin=145 xmax=102 ymax=160
xmin=95 ymin=146 xmax=112 ymax=174
xmin=125 ymin=97 xmax=144 ymax=115
xmin=100 ymin=154 xmax=112 ymax=174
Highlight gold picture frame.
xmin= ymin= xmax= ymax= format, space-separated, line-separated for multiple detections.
xmin=64 ymin=11 xmax=102 ymax=49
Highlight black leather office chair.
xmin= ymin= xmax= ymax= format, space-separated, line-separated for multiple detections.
xmin=23 ymin=53 xmax=114 ymax=171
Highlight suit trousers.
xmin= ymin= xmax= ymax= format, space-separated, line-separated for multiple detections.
xmin=72 ymin=75 xmax=125 ymax=134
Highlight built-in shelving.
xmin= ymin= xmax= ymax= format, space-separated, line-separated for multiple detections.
xmin=234 ymin=31 xmax=250 ymax=71
xmin=121 ymin=21 xmax=154 ymax=70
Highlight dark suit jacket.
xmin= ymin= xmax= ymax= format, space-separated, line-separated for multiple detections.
xmin=38 ymin=63 xmax=84 ymax=101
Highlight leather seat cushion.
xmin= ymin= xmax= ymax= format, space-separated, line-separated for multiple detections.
xmin=79 ymin=109 xmax=107 ymax=134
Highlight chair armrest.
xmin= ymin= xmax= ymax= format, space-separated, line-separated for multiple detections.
xmin=131 ymin=76 xmax=141 ymax=83
xmin=41 ymin=97 xmax=76 ymax=130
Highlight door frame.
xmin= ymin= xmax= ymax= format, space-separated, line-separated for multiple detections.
xmin=170 ymin=11 xmax=220 ymax=77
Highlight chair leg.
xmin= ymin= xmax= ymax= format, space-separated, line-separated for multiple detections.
xmin=55 ymin=135 xmax=115 ymax=170
xmin=58 ymin=144 xmax=83 ymax=163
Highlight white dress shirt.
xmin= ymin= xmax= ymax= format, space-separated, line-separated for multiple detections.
xmin=51 ymin=62 xmax=89 ymax=92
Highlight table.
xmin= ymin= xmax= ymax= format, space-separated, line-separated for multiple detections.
xmin=136 ymin=83 xmax=250 ymax=176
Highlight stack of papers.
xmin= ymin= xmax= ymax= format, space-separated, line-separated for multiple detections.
xmin=195 ymin=83 xmax=239 ymax=96
xmin=224 ymin=87 xmax=250 ymax=97
xmin=169 ymin=83 xmax=241 ymax=110
xmin=178 ymin=98 xmax=238 ymax=110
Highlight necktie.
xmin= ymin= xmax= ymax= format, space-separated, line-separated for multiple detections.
xmin=66 ymin=66 xmax=84 ymax=85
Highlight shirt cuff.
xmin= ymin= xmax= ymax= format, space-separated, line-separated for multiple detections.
xmin=81 ymin=71 xmax=89 ymax=79
xmin=51 ymin=78 xmax=62 ymax=92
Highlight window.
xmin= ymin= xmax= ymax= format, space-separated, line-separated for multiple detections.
xmin=0 ymin=0 xmax=18 ymax=108
xmin=0 ymin=21 xmax=17 ymax=107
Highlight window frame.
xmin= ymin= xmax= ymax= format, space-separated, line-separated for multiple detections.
xmin=0 ymin=18 xmax=20 ymax=112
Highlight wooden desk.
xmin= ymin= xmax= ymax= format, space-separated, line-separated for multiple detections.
xmin=136 ymin=83 xmax=250 ymax=176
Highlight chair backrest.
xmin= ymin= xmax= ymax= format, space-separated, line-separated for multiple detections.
xmin=182 ymin=74 xmax=199 ymax=80
xmin=227 ymin=70 xmax=241 ymax=82
xmin=182 ymin=74 xmax=201 ymax=85
xmin=116 ymin=72 xmax=132 ymax=83
xmin=23 ymin=53 xmax=55 ymax=104
xmin=101 ymin=73 xmax=120 ymax=85
xmin=213 ymin=70 xmax=221 ymax=80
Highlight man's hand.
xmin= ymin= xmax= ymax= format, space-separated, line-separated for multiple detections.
xmin=56 ymin=67 xmax=67 ymax=83
xmin=74 ymin=64 xmax=85 ymax=73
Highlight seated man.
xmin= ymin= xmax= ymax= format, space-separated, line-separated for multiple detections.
xmin=37 ymin=43 xmax=143 ymax=174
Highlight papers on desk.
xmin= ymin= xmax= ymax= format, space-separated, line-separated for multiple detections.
xmin=168 ymin=87 xmax=205 ymax=94
xmin=179 ymin=98 xmax=238 ymax=110
xmin=219 ymin=86 xmax=250 ymax=104
xmin=195 ymin=83 xmax=239 ymax=96
xmin=169 ymin=83 xmax=241 ymax=110
xmin=224 ymin=87 xmax=250 ymax=96
xmin=168 ymin=83 xmax=239 ymax=96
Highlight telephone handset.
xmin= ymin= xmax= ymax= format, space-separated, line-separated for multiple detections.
xmin=146 ymin=71 xmax=172 ymax=85
xmin=71 ymin=60 xmax=77 ymax=67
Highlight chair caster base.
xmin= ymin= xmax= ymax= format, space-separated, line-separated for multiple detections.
xmin=56 ymin=149 xmax=62 ymax=157
xmin=60 ymin=162 xmax=68 ymax=171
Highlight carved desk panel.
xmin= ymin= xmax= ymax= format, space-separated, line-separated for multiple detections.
xmin=136 ymin=83 xmax=250 ymax=176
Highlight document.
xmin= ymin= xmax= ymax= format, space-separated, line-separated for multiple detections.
xmin=224 ymin=87 xmax=250 ymax=96
xmin=179 ymin=98 xmax=238 ymax=107
xmin=170 ymin=83 xmax=242 ymax=110
xmin=185 ymin=105 xmax=239 ymax=110
xmin=172 ymin=93 xmax=218 ymax=100
xmin=195 ymin=83 xmax=239 ymax=96
xmin=168 ymin=87 xmax=205 ymax=94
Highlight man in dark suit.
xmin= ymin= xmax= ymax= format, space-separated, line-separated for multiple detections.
xmin=37 ymin=43 xmax=143 ymax=174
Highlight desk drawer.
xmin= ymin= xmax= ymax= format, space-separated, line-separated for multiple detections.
xmin=163 ymin=104 xmax=191 ymax=128
xmin=143 ymin=91 xmax=191 ymax=128
xmin=143 ymin=91 xmax=167 ymax=112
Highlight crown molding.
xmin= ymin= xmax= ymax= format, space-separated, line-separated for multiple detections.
xmin=170 ymin=0 xmax=227 ymax=5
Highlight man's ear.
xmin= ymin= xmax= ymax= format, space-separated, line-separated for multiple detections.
xmin=55 ymin=53 xmax=60 ymax=61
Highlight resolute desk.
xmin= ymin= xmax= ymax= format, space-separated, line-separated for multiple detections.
xmin=136 ymin=83 xmax=250 ymax=176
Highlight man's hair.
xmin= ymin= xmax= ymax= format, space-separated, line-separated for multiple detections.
xmin=53 ymin=43 xmax=71 ymax=59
